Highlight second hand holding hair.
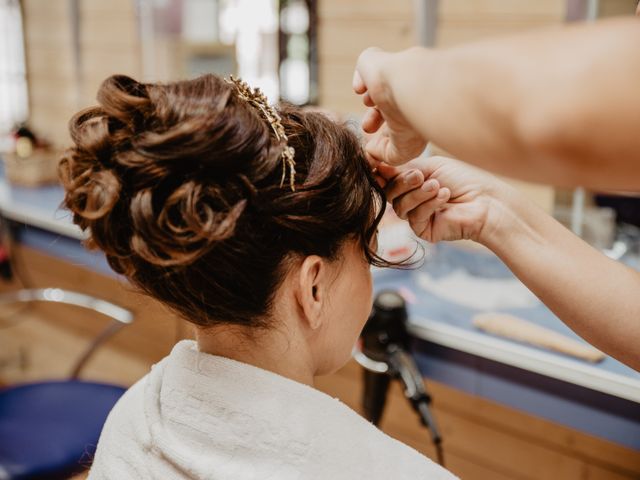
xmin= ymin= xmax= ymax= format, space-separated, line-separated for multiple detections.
xmin=380 ymin=155 xmax=640 ymax=371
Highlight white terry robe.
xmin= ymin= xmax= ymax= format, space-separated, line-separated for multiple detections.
xmin=89 ymin=340 xmax=457 ymax=480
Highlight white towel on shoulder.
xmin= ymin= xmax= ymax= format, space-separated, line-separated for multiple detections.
xmin=89 ymin=340 xmax=457 ymax=480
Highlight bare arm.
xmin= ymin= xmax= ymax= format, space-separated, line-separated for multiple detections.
xmin=381 ymin=156 xmax=640 ymax=371
xmin=481 ymin=183 xmax=640 ymax=370
xmin=356 ymin=18 xmax=640 ymax=189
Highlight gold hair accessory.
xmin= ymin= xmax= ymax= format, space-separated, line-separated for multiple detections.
xmin=225 ymin=75 xmax=296 ymax=191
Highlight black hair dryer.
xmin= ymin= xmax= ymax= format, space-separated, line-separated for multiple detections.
xmin=357 ymin=290 xmax=444 ymax=465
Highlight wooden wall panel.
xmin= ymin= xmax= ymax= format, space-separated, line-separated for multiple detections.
xmin=317 ymin=1 xmax=568 ymax=114
xmin=317 ymin=0 xmax=415 ymax=114
xmin=318 ymin=19 xmax=413 ymax=61
xmin=27 ymin=106 xmax=77 ymax=148
xmin=25 ymin=47 xmax=75 ymax=80
xmin=22 ymin=0 xmax=141 ymax=147
xmin=438 ymin=0 xmax=565 ymax=21
xmin=318 ymin=0 xmax=413 ymax=21
xmin=436 ymin=0 xmax=565 ymax=47
xmin=586 ymin=464 xmax=638 ymax=480
xmin=78 ymin=0 xmax=141 ymax=106
xmin=598 ymin=0 xmax=638 ymax=17
xmin=22 ymin=0 xmax=76 ymax=146
xmin=317 ymin=63 xmax=365 ymax=114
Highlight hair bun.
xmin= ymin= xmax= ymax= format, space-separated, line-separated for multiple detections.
xmin=60 ymin=105 xmax=121 ymax=224
xmin=97 ymin=75 xmax=151 ymax=131
xmin=128 ymin=181 xmax=247 ymax=267
xmin=59 ymin=74 xmax=389 ymax=329
xmin=59 ymin=73 xmax=277 ymax=272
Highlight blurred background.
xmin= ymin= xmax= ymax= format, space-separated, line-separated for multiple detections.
xmin=0 ymin=1 xmax=639 ymax=479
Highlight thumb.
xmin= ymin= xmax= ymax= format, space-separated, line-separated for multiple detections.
xmin=375 ymin=162 xmax=404 ymax=181
xmin=353 ymin=69 xmax=366 ymax=94
xmin=354 ymin=47 xmax=385 ymax=94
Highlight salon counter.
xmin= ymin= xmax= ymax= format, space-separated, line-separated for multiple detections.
xmin=0 ymin=176 xmax=84 ymax=241
xmin=373 ymin=246 xmax=640 ymax=451
xmin=0 ymin=175 xmax=112 ymax=276
xmin=0 ymin=171 xmax=638 ymax=452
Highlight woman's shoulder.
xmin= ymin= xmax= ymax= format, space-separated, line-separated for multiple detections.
xmin=88 ymin=346 xmax=458 ymax=480
xmin=88 ymin=367 xmax=159 ymax=478
xmin=313 ymin=395 xmax=457 ymax=479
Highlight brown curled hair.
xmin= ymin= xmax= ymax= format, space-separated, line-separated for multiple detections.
xmin=59 ymin=74 xmax=389 ymax=328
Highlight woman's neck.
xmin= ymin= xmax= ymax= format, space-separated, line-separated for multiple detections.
xmin=195 ymin=325 xmax=316 ymax=387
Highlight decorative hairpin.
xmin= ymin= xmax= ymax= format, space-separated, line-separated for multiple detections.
xmin=225 ymin=75 xmax=296 ymax=192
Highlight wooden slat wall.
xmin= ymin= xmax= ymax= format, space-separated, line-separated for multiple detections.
xmin=317 ymin=0 xmax=571 ymax=114
xmin=78 ymin=0 xmax=140 ymax=106
xmin=317 ymin=0 xmax=415 ymax=114
xmin=436 ymin=0 xmax=565 ymax=46
xmin=598 ymin=0 xmax=638 ymax=17
xmin=22 ymin=0 xmax=77 ymax=147
xmin=22 ymin=0 xmax=141 ymax=148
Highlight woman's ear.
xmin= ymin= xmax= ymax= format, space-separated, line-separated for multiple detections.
xmin=296 ymin=255 xmax=326 ymax=331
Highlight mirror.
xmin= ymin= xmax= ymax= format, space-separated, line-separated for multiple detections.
xmin=137 ymin=0 xmax=317 ymax=103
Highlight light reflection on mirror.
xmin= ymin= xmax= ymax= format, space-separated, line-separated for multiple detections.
xmin=138 ymin=0 xmax=282 ymax=102
xmin=279 ymin=0 xmax=310 ymax=104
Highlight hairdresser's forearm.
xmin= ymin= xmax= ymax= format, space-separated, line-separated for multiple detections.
xmin=480 ymin=186 xmax=640 ymax=370
xmin=388 ymin=18 xmax=640 ymax=189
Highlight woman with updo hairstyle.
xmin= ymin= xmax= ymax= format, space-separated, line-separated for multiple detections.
xmin=59 ymin=74 xmax=455 ymax=479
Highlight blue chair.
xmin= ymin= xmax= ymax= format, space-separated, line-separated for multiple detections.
xmin=0 ymin=288 xmax=134 ymax=479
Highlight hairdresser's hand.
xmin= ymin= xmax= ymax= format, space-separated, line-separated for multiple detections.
xmin=353 ymin=47 xmax=427 ymax=166
xmin=381 ymin=156 xmax=512 ymax=244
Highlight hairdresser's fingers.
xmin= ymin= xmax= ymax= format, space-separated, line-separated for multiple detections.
xmin=362 ymin=108 xmax=384 ymax=134
xmin=369 ymin=157 xmax=394 ymax=188
xmin=365 ymin=151 xmax=380 ymax=169
xmin=364 ymin=134 xmax=384 ymax=163
xmin=364 ymin=133 xmax=395 ymax=165
xmin=385 ymin=170 xmax=431 ymax=202
xmin=363 ymin=92 xmax=376 ymax=108
xmin=354 ymin=47 xmax=385 ymax=94
xmin=411 ymin=213 xmax=436 ymax=242
xmin=393 ymin=180 xmax=441 ymax=219
xmin=385 ymin=170 xmax=426 ymax=205
xmin=373 ymin=172 xmax=387 ymax=188
xmin=375 ymin=162 xmax=403 ymax=181
xmin=407 ymin=188 xmax=451 ymax=232
xmin=366 ymin=126 xmax=422 ymax=167
xmin=353 ymin=69 xmax=366 ymax=94
xmin=415 ymin=215 xmax=439 ymax=243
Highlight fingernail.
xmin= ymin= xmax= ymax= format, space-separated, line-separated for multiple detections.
xmin=437 ymin=189 xmax=448 ymax=199
xmin=422 ymin=179 xmax=438 ymax=191
xmin=404 ymin=171 xmax=421 ymax=185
